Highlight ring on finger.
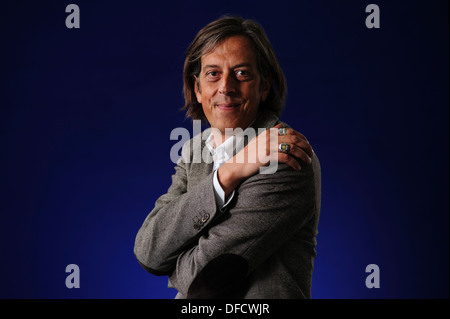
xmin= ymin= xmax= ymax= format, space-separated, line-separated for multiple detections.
xmin=279 ymin=142 xmax=291 ymax=154
xmin=278 ymin=127 xmax=287 ymax=135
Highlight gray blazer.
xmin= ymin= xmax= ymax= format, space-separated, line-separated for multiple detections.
xmin=134 ymin=110 xmax=321 ymax=299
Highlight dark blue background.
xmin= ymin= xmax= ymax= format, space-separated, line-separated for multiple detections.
xmin=0 ymin=0 xmax=448 ymax=298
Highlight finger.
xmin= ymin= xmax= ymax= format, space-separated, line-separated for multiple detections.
xmin=271 ymin=125 xmax=314 ymax=158
xmin=272 ymin=123 xmax=284 ymax=131
xmin=277 ymin=152 xmax=301 ymax=171
xmin=285 ymin=128 xmax=308 ymax=143
xmin=293 ymin=137 xmax=313 ymax=159
xmin=273 ymin=124 xmax=307 ymax=141
xmin=278 ymin=135 xmax=313 ymax=159
xmin=289 ymin=144 xmax=312 ymax=164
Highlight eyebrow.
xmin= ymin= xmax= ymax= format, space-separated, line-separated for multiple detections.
xmin=203 ymin=63 xmax=253 ymax=70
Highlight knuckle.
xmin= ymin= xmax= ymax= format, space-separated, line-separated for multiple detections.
xmin=289 ymin=135 xmax=296 ymax=143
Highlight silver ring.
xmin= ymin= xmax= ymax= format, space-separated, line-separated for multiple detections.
xmin=279 ymin=143 xmax=290 ymax=153
xmin=278 ymin=127 xmax=287 ymax=135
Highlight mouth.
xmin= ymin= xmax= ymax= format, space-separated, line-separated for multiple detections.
xmin=215 ymin=102 xmax=242 ymax=111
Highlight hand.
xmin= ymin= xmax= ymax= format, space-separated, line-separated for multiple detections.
xmin=217 ymin=123 xmax=314 ymax=197
xmin=271 ymin=123 xmax=314 ymax=170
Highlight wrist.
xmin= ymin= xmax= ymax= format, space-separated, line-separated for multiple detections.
xmin=217 ymin=163 xmax=243 ymax=198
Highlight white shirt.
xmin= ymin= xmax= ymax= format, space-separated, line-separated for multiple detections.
xmin=206 ymin=127 xmax=252 ymax=210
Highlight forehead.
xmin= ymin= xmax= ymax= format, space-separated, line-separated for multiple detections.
xmin=201 ymin=35 xmax=257 ymax=67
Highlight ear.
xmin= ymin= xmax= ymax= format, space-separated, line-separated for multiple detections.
xmin=260 ymin=76 xmax=271 ymax=102
xmin=194 ymin=75 xmax=202 ymax=104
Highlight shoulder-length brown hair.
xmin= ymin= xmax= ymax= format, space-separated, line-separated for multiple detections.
xmin=182 ymin=16 xmax=287 ymax=122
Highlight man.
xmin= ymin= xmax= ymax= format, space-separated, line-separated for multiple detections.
xmin=134 ymin=16 xmax=321 ymax=299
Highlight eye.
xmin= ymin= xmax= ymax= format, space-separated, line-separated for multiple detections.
xmin=205 ymin=71 xmax=220 ymax=80
xmin=235 ymin=69 xmax=251 ymax=80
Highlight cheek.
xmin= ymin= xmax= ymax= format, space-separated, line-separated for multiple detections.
xmin=245 ymin=81 xmax=263 ymax=98
xmin=244 ymin=87 xmax=263 ymax=105
xmin=201 ymin=104 xmax=209 ymax=116
xmin=198 ymin=83 xmax=216 ymax=103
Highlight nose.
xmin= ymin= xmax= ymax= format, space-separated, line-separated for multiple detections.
xmin=218 ymin=73 xmax=236 ymax=95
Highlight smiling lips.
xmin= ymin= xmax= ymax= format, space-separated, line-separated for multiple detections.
xmin=215 ymin=102 xmax=242 ymax=110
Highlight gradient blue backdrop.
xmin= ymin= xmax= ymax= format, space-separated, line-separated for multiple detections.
xmin=0 ymin=0 xmax=448 ymax=298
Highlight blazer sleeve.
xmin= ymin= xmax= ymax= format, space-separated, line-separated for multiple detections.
xmin=133 ymin=154 xmax=223 ymax=275
xmin=169 ymin=156 xmax=321 ymax=298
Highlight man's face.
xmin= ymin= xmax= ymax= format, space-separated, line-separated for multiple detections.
xmin=195 ymin=35 xmax=270 ymax=135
